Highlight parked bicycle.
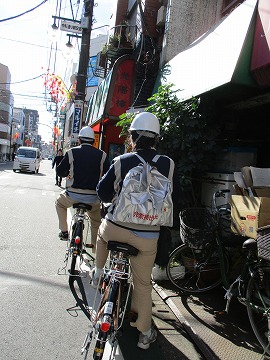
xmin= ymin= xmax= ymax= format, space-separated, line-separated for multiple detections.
xmin=81 ymin=240 xmax=139 ymax=360
xmin=166 ymin=189 xmax=270 ymax=356
xmin=57 ymin=203 xmax=96 ymax=318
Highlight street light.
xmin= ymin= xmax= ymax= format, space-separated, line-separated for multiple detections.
xmin=66 ymin=34 xmax=82 ymax=48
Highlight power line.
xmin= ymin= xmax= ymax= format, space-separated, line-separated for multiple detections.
xmin=0 ymin=73 xmax=45 ymax=85
xmin=0 ymin=36 xmax=58 ymax=50
xmin=0 ymin=0 xmax=48 ymax=23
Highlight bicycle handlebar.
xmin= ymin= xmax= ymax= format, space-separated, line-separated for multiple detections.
xmin=211 ymin=189 xmax=231 ymax=215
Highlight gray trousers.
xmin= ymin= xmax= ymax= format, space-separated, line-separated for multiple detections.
xmin=95 ymin=219 xmax=158 ymax=332
xmin=55 ymin=191 xmax=101 ymax=250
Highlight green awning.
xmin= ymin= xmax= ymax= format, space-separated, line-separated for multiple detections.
xmin=161 ymin=0 xmax=257 ymax=101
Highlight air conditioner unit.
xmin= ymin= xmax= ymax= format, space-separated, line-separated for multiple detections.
xmin=156 ymin=6 xmax=166 ymax=27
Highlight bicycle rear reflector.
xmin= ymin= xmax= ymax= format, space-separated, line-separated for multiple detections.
xmin=75 ymin=236 xmax=81 ymax=244
xmin=100 ymin=316 xmax=111 ymax=332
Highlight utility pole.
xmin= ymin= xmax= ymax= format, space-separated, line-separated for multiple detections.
xmin=71 ymin=0 xmax=94 ymax=146
xmin=76 ymin=0 xmax=94 ymax=102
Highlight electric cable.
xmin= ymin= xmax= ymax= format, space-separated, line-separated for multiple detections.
xmin=0 ymin=73 xmax=45 ymax=85
xmin=0 ymin=0 xmax=48 ymax=23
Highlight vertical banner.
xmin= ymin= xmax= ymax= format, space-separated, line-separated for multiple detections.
xmin=71 ymin=100 xmax=84 ymax=143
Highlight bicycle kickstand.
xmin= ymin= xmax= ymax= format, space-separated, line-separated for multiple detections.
xmin=81 ymin=326 xmax=94 ymax=358
xmin=57 ymin=252 xmax=69 ymax=275
xmin=224 ymin=276 xmax=241 ymax=313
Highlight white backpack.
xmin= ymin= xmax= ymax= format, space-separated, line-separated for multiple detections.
xmin=111 ymin=154 xmax=174 ymax=227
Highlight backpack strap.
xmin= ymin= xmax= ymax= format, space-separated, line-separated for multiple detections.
xmin=134 ymin=153 xmax=146 ymax=164
xmin=152 ymin=154 xmax=174 ymax=191
xmin=113 ymin=157 xmax=122 ymax=195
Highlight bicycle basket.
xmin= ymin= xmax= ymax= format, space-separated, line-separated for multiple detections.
xmin=179 ymin=208 xmax=215 ymax=248
xmin=257 ymin=225 xmax=270 ymax=261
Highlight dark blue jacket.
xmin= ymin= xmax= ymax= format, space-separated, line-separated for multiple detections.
xmin=57 ymin=143 xmax=110 ymax=195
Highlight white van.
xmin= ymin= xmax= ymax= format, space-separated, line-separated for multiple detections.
xmin=13 ymin=146 xmax=41 ymax=173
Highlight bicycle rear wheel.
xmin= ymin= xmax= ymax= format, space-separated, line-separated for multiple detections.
xmin=69 ymin=221 xmax=83 ymax=276
xmin=93 ymin=279 xmax=121 ymax=360
xmin=166 ymin=243 xmax=228 ymax=293
xmin=246 ymin=266 xmax=270 ymax=355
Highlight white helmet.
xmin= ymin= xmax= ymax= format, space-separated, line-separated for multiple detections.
xmin=78 ymin=126 xmax=94 ymax=140
xmin=130 ymin=112 xmax=160 ymax=136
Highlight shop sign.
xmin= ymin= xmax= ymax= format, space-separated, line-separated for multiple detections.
xmin=93 ymin=133 xmax=100 ymax=149
xmin=60 ymin=20 xmax=82 ymax=34
xmin=109 ymin=59 xmax=135 ymax=116
xmin=71 ymin=100 xmax=84 ymax=142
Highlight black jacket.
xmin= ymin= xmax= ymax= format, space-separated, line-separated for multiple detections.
xmin=57 ymin=143 xmax=110 ymax=195
xmin=52 ymin=155 xmax=64 ymax=169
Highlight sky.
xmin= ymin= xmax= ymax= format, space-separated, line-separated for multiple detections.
xmin=0 ymin=0 xmax=116 ymax=143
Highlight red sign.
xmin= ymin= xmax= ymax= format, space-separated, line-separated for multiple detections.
xmin=109 ymin=59 xmax=135 ymax=116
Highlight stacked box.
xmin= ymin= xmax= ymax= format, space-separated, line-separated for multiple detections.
xmin=230 ymin=195 xmax=270 ymax=239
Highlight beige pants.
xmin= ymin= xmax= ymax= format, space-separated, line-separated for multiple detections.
xmin=96 ymin=219 xmax=158 ymax=332
xmin=55 ymin=191 xmax=101 ymax=249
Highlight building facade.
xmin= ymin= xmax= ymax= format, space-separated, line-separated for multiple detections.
xmin=0 ymin=63 xmax=13 ymax=160
xmin=82 ymin=0 xmax=270 ymax=174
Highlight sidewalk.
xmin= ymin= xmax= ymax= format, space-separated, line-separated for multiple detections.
xmin=153 ymin=280 xmax=270 ymax=360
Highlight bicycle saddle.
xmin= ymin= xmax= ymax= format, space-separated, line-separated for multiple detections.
xmin=73 ymin=203 xmax=92 ymax=210
xmin=107 ymin=241 xmax=139 ymax=256
xmin=242 ymin=238 xmax=257 ymax=250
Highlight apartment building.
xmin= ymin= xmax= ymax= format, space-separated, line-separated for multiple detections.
xmin=0 ymin=63 xmax=13 ymax=160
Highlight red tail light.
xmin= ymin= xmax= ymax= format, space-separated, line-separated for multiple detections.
xmin=75 ymin=236 xmax=80 ymax=244
xmin=100 ymin=316 xmax=111 ymax=332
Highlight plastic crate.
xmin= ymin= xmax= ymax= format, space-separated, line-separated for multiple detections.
xmin=257 ymin=225 xmax=270 ymax=261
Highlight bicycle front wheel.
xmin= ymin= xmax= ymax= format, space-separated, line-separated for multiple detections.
xmin=166 ymin=243 xmax=227 ymax=293
xmin=246 ymin=266 xmax=270 ymax=355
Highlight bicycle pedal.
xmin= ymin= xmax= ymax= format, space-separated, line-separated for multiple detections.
xmin=214 ymin=310 xmax=226 ymax=315
xmin=85 ymin=244 xmax=94 ymax=249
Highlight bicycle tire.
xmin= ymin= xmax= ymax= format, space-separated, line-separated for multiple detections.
xmin=166 ymin=243 xmax=229 ymax=293
xmin=69 ymin=221 xmax=83 ymax=276
xmin=93 ymin=279 xmax=121 ymax=359
xmin=246 ymin=265 xmax=270 ymax=355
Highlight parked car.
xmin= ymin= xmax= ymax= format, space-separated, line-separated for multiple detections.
xmin=13 ymin=146 xmax=41 ymax=173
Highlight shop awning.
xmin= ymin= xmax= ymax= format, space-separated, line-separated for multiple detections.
xmin=162 ymin=0 xmax=257 ymax=101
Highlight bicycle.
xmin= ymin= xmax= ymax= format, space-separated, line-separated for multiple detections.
xmin=81 ymin=240 xmax=139 ymax=360
xmin=166 ymin=189 xmax=270 ymax=356
xmin=57 ymin=203 xmax=96 ymax=318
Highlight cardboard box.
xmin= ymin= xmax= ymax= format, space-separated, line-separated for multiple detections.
xmin=253 ymin=187 xmax=270 ymax=197
xmin=230 ymin=195 xmax=270 ymax=239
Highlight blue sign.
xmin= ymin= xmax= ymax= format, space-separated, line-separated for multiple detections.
xmin=73 ymin=107 xmax=81 ymax=134
xmin=87 ymin=56 xmax=99 ymax=87
xmin=71 ymin=100 xmax=84 ymax=141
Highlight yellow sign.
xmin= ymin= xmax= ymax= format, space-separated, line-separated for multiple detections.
xmin=93 ymin=133 xmax=100 ymax=149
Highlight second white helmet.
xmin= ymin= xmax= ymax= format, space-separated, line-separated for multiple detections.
xmin=130 ymin=112 xmax=160 ymax=136
xmin=78 ymin=126 xmax=95 ymax=140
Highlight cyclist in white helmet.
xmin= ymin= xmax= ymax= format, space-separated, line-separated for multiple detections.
xmin=55 ymin=126 xmax=110 ymax=251
xmin=92 ymin=112 xmax=178 ymax=350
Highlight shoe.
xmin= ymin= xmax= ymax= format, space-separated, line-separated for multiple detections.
xmin=58 ymin=183 xmax=61 ymax=187
xmin=137 ymin=327 xmax=157 ymax=350
xmin=55 ymin=183 xmax=58 ymax=186
xmin=90 ymin=268 xmax=102 ymax=289
xmin=59 ymin=231 xmax=68 ymax=240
